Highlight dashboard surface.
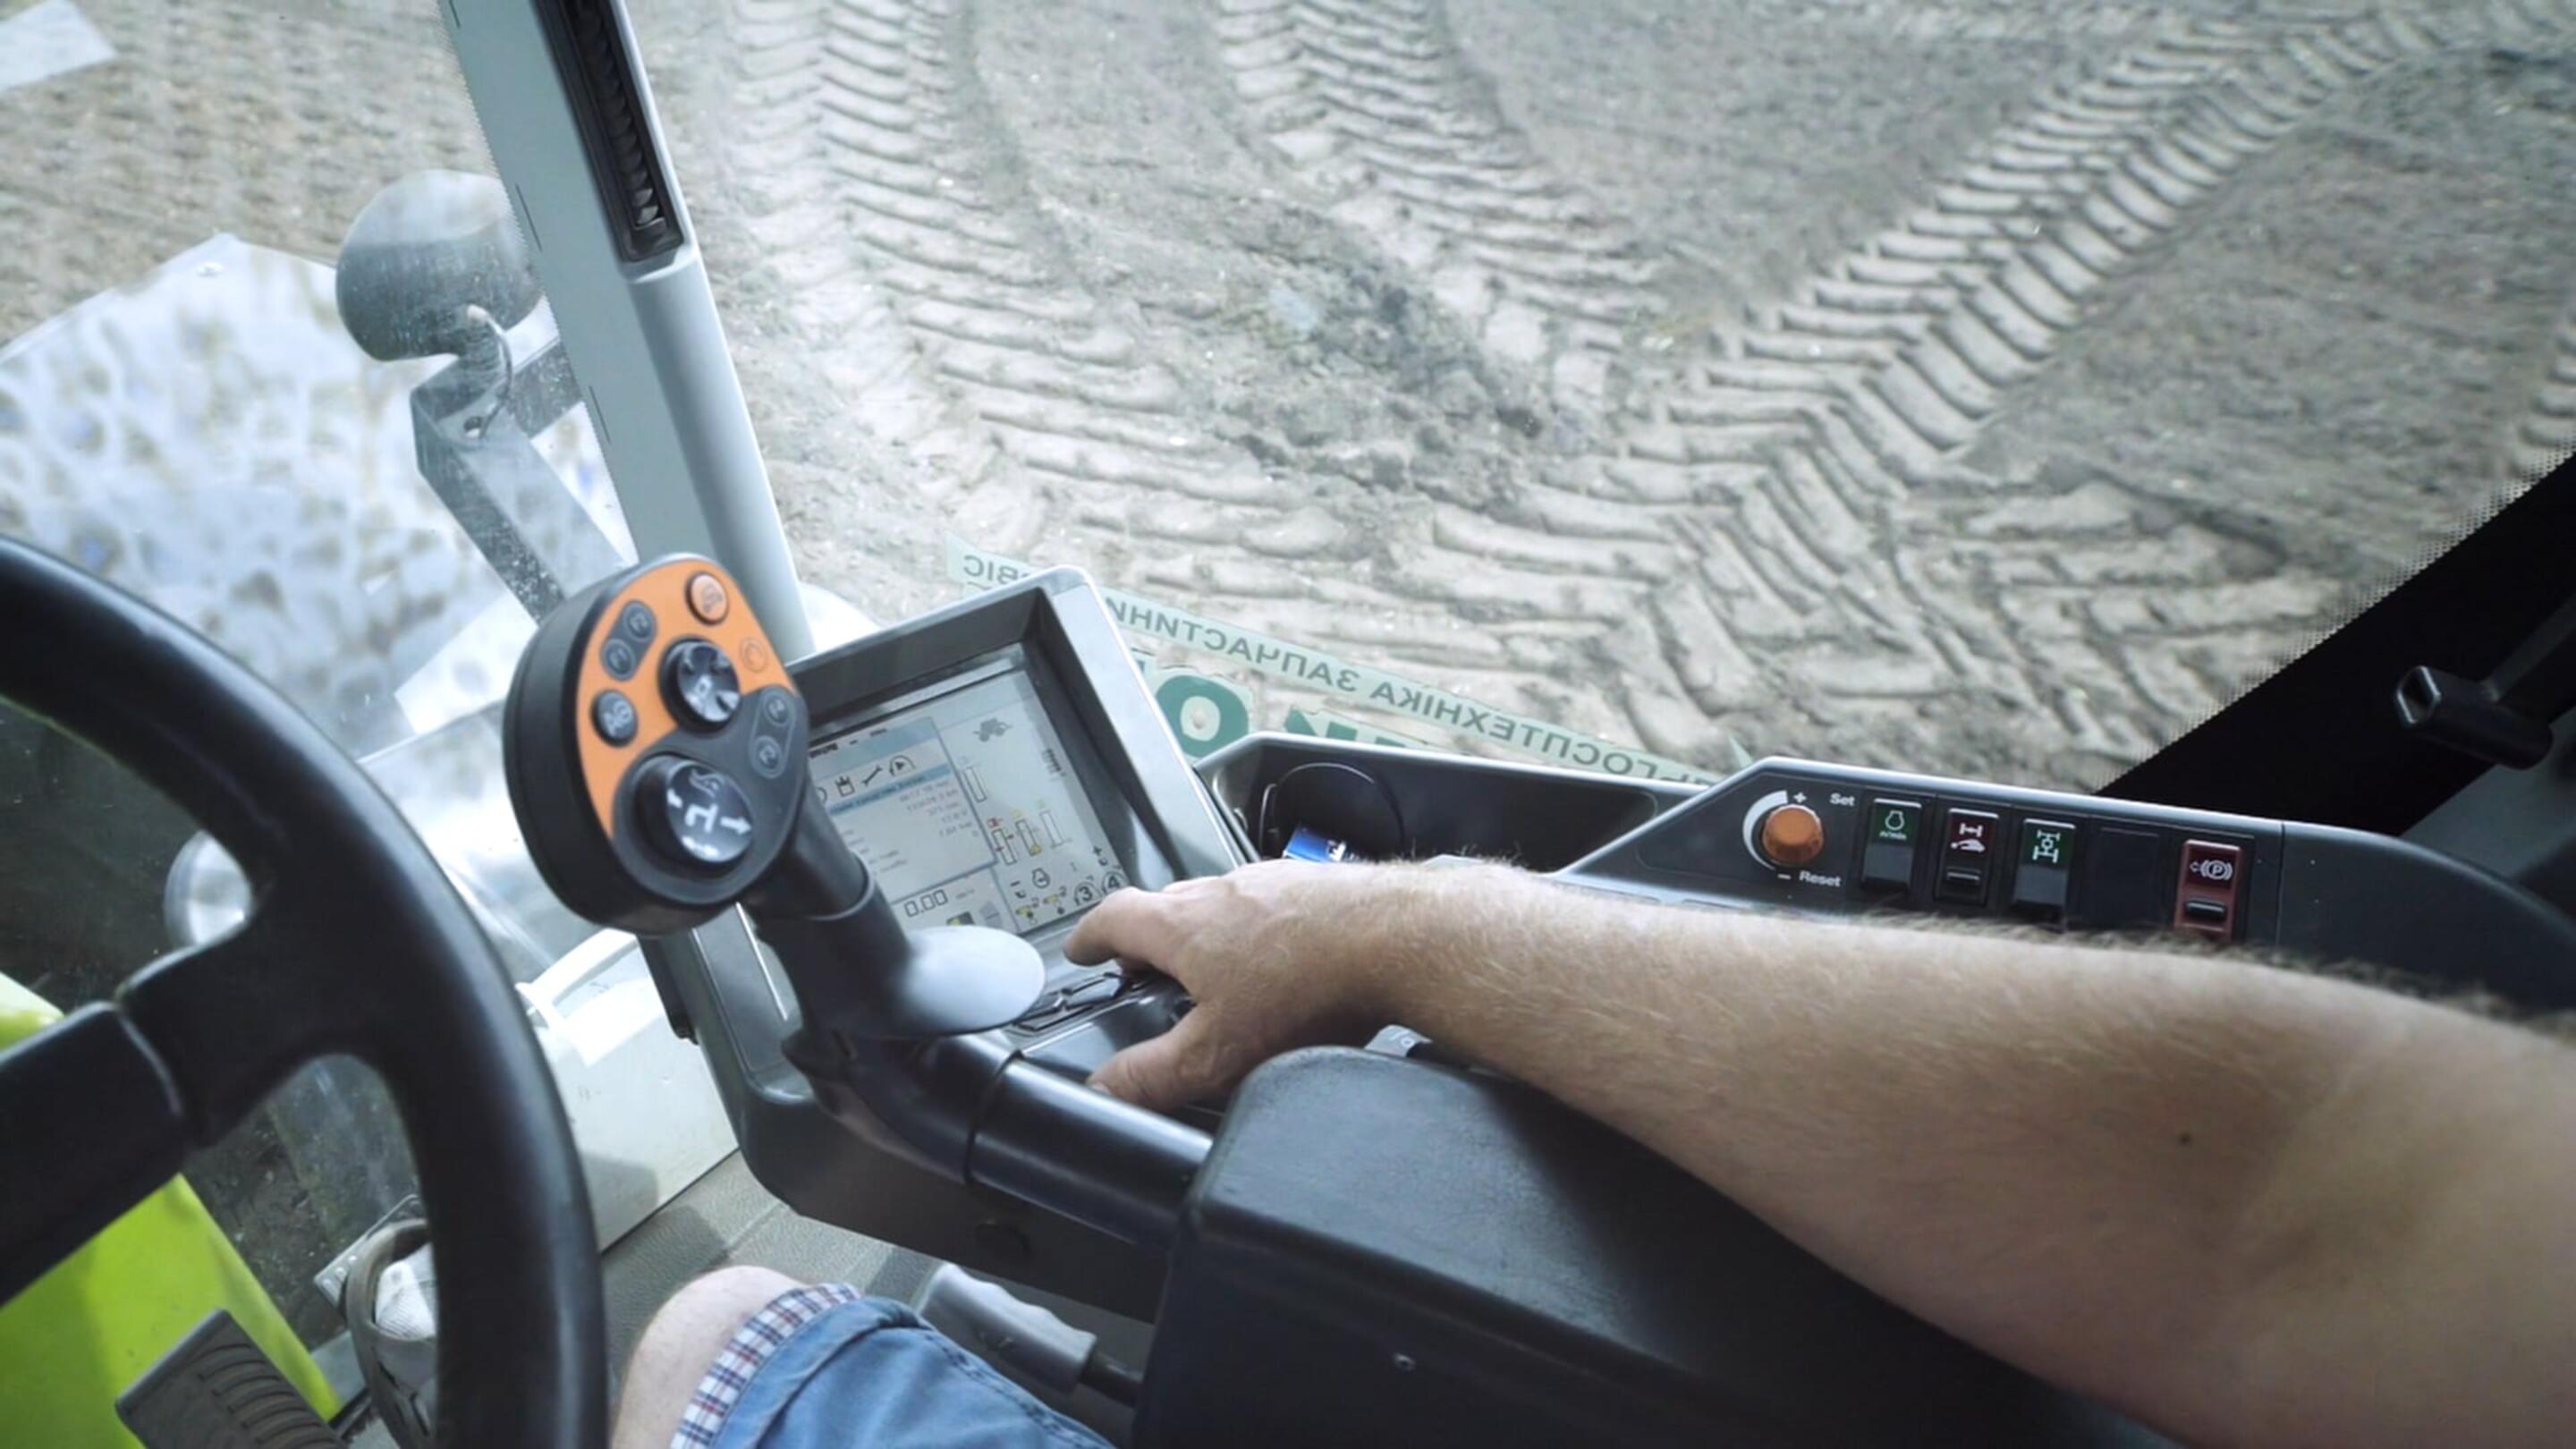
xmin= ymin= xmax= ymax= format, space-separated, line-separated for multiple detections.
xmin=1202 ymin=735 xmax=2576 ymax=1007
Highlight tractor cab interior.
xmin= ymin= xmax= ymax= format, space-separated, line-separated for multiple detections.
xmin=2 ymin=2 xmax=2572 ymax=1446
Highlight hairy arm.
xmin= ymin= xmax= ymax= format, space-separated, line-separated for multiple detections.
xmin=1064 ymin=860 xmax=2576 ymax=1449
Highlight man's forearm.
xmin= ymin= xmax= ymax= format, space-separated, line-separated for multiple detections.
xmin=1365 ymin=865 xmax=2576 ymax=1447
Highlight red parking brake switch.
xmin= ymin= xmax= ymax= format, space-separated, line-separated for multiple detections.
xmin=2174 ymin=840 xmax=2243 ymax=942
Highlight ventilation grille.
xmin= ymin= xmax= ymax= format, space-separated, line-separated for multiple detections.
xmin=538 ymin=0 xmax=683 ymax=263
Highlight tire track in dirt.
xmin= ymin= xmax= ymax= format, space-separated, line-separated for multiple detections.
xmin=1212 ymin=0 xmax=2576 ymax=779
xmin=0 ymin=0 xmax=488 ymax=328
xmin=722 ymin=0 xmax=1352 ymax=564
xmin=1208 ymin=1 xmax=2326 ymax=762
xmin=708 ymin=0 xmax=1733 ymax=757
xmin=1210 ymin=0 xmax=1666 ymax=411
xmin=2505 ymin=292 xmax=2576 ymax=483
xmin=718 ymin=0 xmax=1034 ymax=555
xmin=1678 ymin=4 xmax=2576 ymax=492
xmin=1706 ymin=0 xmax=2576 ymax=768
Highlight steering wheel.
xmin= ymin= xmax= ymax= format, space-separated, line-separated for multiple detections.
xmin=0 ymin=538 xmax=606 ymax=1446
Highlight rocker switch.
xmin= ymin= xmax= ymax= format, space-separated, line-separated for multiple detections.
xmin=1860 ymin=799 xmax=1920 ymax=895
xmin=2174 ymin=840 xmax=2243 ymax=942
xmin=1937 ymin=809 xmax=1999 ymax=905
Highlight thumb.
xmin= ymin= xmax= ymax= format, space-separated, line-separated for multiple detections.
xmin=1090 ymin=1009 xmax=1223 ymax=1113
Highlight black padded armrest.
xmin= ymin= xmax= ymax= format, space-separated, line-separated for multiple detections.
xmin=1138 ymin=1046 xmax=2164 ymax=1448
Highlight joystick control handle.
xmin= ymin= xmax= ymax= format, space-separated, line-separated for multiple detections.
xmin=505 ymin=555 xmax=1195 ymax=1251
xmin=749 ymin=806 xmax=1046 ymax=1044
xmin=504 ymin=555 xmax=1043 ymax=1041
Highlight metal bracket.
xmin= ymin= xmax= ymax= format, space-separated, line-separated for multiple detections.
xmin=410 ymin=338 xmax=626 ymax=618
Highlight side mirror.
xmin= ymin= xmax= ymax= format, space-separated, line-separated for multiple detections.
xmin=335 ymin=171 xmax=542 ymax=363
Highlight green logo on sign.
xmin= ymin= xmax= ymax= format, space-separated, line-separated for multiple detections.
xmin=1155 ymin=670 xmax=1251 ymax=758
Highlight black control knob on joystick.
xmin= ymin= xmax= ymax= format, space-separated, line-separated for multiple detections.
xmin=632 ymin=756 xmax=756 ymax=873
xmin=663 ymin=639 xmax=741 ymax=731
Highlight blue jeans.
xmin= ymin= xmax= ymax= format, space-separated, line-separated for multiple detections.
xmin=682 ymin=1287 xmax=1111 ymax=1449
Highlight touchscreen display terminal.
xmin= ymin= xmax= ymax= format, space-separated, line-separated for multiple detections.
xmin=806 ymin=669 xmax=1127 ymax=936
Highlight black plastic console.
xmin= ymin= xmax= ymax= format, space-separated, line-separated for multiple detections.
xmin=1151 ymin=735 xmax=2576 ymax=1447
xmin=1559 ymin=758 xmax=2576 ymax=1007
xmin=1144 ymin=747 xmax=2576 ymax=1438
xmin=1197 ymin=734 xmax=1696 ymax=869
xmin=1140 ymin=1048 xmax=2163 ymax=1449
xmin=1200 ymin=736 xmax=2576 ymax=1005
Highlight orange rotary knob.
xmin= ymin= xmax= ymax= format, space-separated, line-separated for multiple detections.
xmin=1758 ymin=803 xmax=1826 ymax=869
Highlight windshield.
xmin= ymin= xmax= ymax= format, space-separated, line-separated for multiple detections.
xmin=646 ymin=0 xmax=2576 ymax=789
xmin=2 ymin=0 xmax=2570 ymax=1385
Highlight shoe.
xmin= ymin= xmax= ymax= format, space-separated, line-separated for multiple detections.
xmin=339 ymin=1218 xmax=438 ymax=1449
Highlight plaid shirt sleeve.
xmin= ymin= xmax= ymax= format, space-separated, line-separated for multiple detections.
xmin=669 ymin=1283 xmax=868 ymax=1449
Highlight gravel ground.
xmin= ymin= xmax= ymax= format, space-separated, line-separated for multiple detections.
xmin=4 ymin=0 xmax=2574 ymax=1347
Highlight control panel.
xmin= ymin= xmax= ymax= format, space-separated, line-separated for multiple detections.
xmin=779 ymin=569 xmax=1247 ymax=1079
xmin=795 ymin=651 xmax=1167 ymax=1068
xmin=1202 ymin=737 xmax=2576 ymax=1011
xmin=1608 ymin=762 xmax=2267 ymax=941
xmin=518 ymin=561 xmax=1232 ymax=1321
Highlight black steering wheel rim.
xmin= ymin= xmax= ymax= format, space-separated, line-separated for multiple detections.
xmin=0 ymin=538 xmax=605 ymax=1447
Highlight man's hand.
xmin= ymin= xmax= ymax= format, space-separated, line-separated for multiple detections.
xmin=1063 ymin=860 xmax=1433 ymax=1108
